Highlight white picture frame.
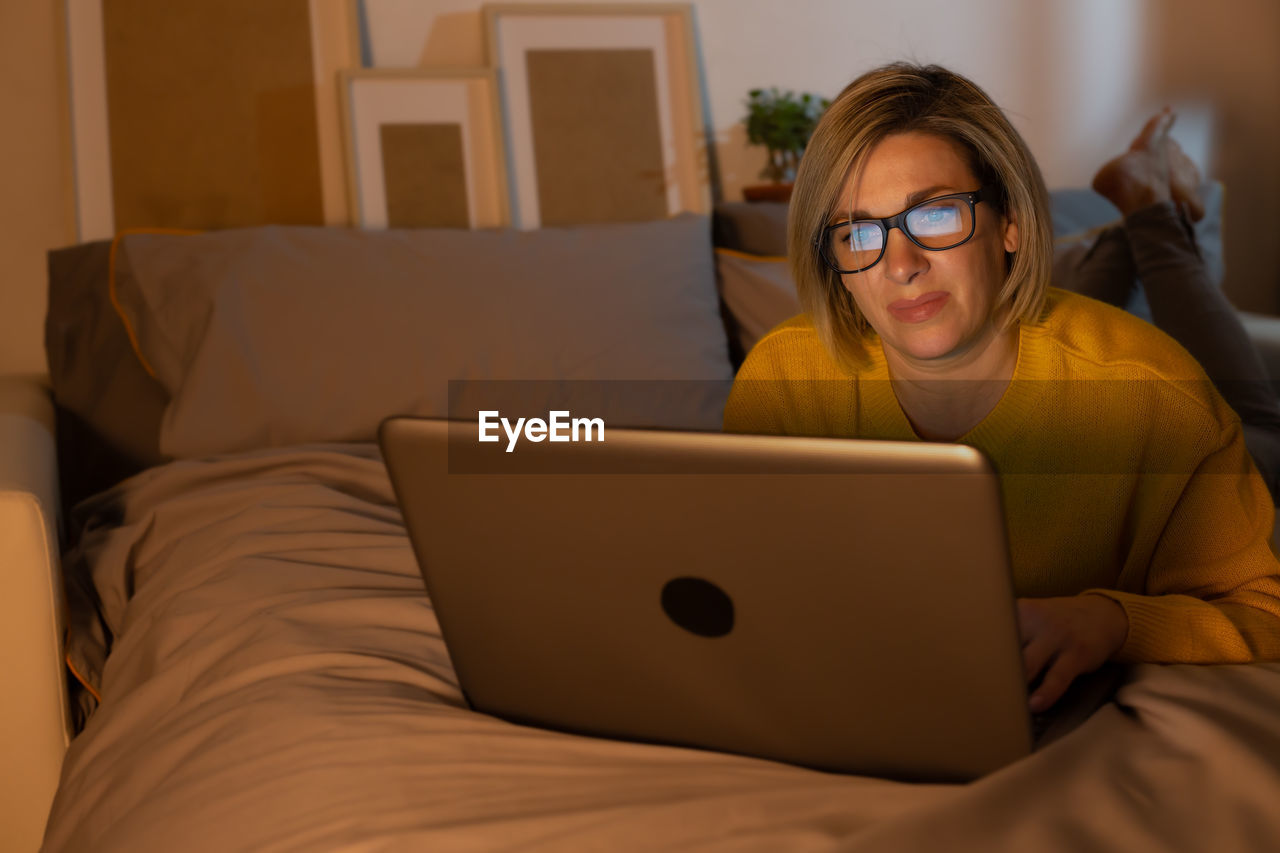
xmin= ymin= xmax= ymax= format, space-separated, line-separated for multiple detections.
xmin=339 ymin=68 xmax=509 ymax=229
xmin=484 ymin=3 xmax=710 ymax=229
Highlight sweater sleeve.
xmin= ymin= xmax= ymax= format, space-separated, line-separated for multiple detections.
xmin=1086 ymin=418 xmax=1280 ymax=662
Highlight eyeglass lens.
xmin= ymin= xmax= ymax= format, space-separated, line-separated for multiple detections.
xmin=826 ymin=196 xmax=974 ymax=272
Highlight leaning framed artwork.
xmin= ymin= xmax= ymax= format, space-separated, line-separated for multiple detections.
xmin=339 ymin=69 xmax=509 ymax=229
xmin=483 ymin=3 xmax=711 ymax=229
xmin=65 ymin=0 xmax=361 ymax=240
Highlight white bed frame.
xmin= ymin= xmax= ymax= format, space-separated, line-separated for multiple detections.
xmin=6 ymin=310 xmax=1280 ymax=850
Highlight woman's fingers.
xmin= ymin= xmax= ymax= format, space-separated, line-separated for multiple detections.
xmin=1021 ymin=632 xmax=1057 ymax=683
xmin=1028 ymin=652 xmax=1081 ymax=712
xmin=1016 ymin=599 xmax=1058 ymax=682
xmin=1016 ymin=595 xmax=1125 ymax=711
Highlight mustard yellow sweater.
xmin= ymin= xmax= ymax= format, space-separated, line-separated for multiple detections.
xmin=724 ymin=288 xmax=1280 ymax=663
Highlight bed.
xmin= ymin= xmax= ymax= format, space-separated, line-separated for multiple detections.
xmin=8 ymin=199 xmax=1280 ymax=851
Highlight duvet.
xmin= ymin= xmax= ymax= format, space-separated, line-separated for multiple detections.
xmin=44 ymin=445 xmax=1280 ymax=851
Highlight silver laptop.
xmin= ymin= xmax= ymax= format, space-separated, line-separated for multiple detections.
xmin=379 ymin=416 xmax=1119 ymax=782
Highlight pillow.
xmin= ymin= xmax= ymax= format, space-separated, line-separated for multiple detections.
xmin=111 ymin=216 xmax=734 ymax=457
xmin=712 ymin=201 xmax=789 ymax=256
xmin=45 ymin=240 xmax=170 ymax=520
xmin=714 ymin=249 xmax=800 ymax=360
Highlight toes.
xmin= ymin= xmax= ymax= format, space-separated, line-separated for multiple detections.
xmin=1130 ymin=108 xmax=1175 ymax=152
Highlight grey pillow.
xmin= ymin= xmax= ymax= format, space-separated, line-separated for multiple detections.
xmin=714 ymin=249 xmax=800 ymax=359
xmin=45 ymin=240 xmax=170 ymax=519
xmin=112 ymin=216 xmax=734 ymax=457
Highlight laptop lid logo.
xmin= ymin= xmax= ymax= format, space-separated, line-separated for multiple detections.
xmin=661 ymin=577 xmax=735 ymax=637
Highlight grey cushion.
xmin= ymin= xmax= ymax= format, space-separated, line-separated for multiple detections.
xmin=113 ymin=216 xmax=734 ymax=457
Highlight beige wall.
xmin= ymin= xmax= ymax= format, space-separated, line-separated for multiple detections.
xmin=0 ymin=0 xmax=76 ymax=379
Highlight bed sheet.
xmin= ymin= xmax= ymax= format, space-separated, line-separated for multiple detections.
xmin=44 ymin=445 xmax=1280 ymax=851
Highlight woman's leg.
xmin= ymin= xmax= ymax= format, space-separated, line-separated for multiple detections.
xmin=1092 ymin=111 xmax=1280 ymax=496
xmin=1052 ymin=224 xmax=1136 ymax=307
xmin=1124 ymin=202 xmax=1275 ymax=406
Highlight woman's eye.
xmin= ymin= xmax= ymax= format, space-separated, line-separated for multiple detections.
xmin=849 ymin=223 xmax=883 ymax=250
xmin=909 ymin=203 xmax=961 ymax=235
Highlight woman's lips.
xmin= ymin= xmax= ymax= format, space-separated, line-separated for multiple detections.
xmin=888 ymin=291 xmax=949 ymax=324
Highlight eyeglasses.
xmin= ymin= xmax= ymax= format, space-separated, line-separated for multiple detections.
xmin=816 ymin=187 xmax=991 ymax=274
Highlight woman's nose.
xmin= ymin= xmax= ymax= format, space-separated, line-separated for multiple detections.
xmin=881 ymin=227 xmax=927 ymax=284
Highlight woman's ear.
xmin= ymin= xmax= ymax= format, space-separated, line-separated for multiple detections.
xmin=1002 ymin=209 xmax=1020 ymax=253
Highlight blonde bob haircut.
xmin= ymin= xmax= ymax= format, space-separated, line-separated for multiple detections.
xmin=789 ymin=62 xmax=1052 ymax=369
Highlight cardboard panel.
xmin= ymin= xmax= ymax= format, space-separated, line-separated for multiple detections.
xmin=102 ymin=0 xmax=324 ymax=229
xmin=526 ymin=48 xmax=666 ymax=226
xmin=380 ymin=123 xmax=469 ymax=228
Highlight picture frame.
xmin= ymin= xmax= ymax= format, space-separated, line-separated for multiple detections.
xmin=339 ymin=68 xmax=510 ymax=229
xmin=483 ymin=3 xmax=710 ymax=229
xmin=65 ymin=0 xmax=361 ymax=240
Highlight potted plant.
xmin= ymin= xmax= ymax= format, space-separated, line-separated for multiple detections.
xmin=742 ymin=87 xmax=830 ymax=202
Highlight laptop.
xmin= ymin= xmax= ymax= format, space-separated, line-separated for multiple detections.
xmin=379 ymin=416 xmax=1120 ymax=782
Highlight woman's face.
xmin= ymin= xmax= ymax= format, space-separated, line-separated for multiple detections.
xmin=834 ymin=131 xmax=1019 ymax=370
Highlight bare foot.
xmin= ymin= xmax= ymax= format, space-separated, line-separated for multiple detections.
xmin=1166 ymin=135 xmax=1205 ymax=223
xmin=1091 ymin=108 xmax=1205 ymax=222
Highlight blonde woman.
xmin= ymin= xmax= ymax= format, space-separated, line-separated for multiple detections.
xmin=724 ymin=63 xmax=1280 ymax=712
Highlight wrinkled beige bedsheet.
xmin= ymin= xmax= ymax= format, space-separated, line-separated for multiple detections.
xmin=43 ymin=445 xmax=1280 ymax=851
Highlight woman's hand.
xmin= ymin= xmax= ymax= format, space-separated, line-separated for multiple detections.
xmin=1016 ymin=595 xmax=1129 ymax=712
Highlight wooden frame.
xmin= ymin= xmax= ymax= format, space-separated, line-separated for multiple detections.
xmin=65 ymin=0 xmax=361 ymax=240
xmin=339 ymin=68 xmax=510 ymax=229
xmin=483 ymin=3 xmax=709 ymax=229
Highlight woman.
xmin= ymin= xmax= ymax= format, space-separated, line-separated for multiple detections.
xmin=723 ymin=63 xmax=1280 ymax=713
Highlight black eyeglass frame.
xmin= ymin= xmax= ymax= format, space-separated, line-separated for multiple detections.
xmin=815 ymin=187 xmax=992 ymax=274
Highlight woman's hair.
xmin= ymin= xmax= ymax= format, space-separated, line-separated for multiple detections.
xmin=788 ymin=62 xmax=1052 ymax=368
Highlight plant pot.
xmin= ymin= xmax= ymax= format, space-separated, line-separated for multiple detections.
xmin=742 ymin=183 xmax=793 ymax=203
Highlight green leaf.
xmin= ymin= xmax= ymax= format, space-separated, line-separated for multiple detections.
xmin=740 ymin=86 xmax=832 ymax=179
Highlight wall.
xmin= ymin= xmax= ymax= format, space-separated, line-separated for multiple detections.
xmin=0 ymin=0 xmax=77 ymax=378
